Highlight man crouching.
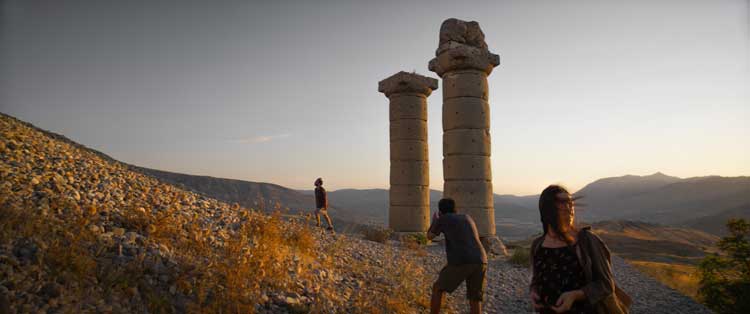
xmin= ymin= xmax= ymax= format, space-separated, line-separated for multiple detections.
xmin=427 ymin=198 xmax=488 ymax=314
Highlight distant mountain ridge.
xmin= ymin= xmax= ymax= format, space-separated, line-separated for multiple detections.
xmin=574 ymin=173 xmax=750 ymax=234
xmin=149 ymin=171 xmax=748 ymax=238
xmin=305 ymin=172 xmax=750 ymax=237
xmin=575 ymin=172 xmax=682 ymax=205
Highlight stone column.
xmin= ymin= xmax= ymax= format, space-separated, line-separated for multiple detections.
xmin=429 ymin=18 xmax=507 ymax=255
xmin=378 ymin=71 xmax=438 ymax=233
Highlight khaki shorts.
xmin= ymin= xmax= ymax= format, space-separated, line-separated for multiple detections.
xmin=435 ymin=263 xmax=487 ymax=301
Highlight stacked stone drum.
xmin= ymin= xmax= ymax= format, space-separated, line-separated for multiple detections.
xmin=429 ymin=18 xmax=506 ymax=254
xmin=378 ymin=72 xmax=438 ymax=232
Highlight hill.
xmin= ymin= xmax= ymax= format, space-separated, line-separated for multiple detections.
xmin=0 ymin=112 xmax=715 ymax=313
xmin=135 ymin=167 xmax=314 ymax=212
xmin=0 ymin=112 xmax=439 ymax=313
xmin=131 ymin=170 xmax=381 ymax=234
xmin=575 ymin=172 xmax=682 ymax=204
xmin=590 ymin=220 xmax=722 ymax=301
xmin=590 ymin=220 xmax=719 ymax=264
xmin=306 ymin=172 xmax=750 ymax=239
xmin=683 ymin=203 xmax=750 ymax=235
xmin=576 ymin=174 xmax=750 ymax=234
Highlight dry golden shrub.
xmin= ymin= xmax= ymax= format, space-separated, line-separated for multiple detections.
xmin=362 ymin=227 xmax=393 ymax=243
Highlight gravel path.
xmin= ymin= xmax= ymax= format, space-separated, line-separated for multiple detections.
xmin=424 ymin=243 xmax=714 ymax=314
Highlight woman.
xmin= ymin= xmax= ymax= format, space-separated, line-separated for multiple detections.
xmin=529 ymin=185 xmax=631 ymax=314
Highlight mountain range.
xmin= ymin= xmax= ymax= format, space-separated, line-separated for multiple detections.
xmin=574 ymin=173 xmax=750 ymax=233
xmin=143 ymin=169 xmax=749 ymax=239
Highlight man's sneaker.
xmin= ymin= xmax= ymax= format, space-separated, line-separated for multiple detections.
xmin=327 ymin=227 xmax=334 ymax=232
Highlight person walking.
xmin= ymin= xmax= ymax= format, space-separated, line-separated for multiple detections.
xmin=314 ymin=177 xmax=334 ymax=231
xmin=427 ymin=198 xmax=487 ymax=314
xmin=529 ymin=185 xmax=631 ymax=314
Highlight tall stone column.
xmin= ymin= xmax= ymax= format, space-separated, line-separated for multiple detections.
xmin=378 ymin=71 xmax=438 ymax=233
xmin=429 ymin=18 xmax=507 ymax=255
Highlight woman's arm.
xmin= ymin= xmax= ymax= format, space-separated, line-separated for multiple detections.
xmin=580 ymin=231 xmax=616 ymax=306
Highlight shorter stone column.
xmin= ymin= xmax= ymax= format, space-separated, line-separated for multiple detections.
xmin=378 ymin=71 xmax=438 ymax=233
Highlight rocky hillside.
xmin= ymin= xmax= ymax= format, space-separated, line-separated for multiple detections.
xmin=0 ymin=113 xmax=441 ymax=313
xmin=131 ymin=168 xmax=371 ymax=234
xmin=0 ymin=113 xmax=715 ymax=313
xmin=134 ymin=167 xmax=314 ymax=213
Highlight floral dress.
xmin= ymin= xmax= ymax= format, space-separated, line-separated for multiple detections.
xmin=533 ymin=244 xmax=594 ymax=314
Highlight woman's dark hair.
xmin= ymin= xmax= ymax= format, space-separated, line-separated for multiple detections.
xmin=539 ymin=185 xmax=577 ymax=245
xmin=438 ymin=198 xmax=456 ymax=214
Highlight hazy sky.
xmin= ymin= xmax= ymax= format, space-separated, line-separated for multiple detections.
xmin=2 ymin=0 xmax=748 ymax=195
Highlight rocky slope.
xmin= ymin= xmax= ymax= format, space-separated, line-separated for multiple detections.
xmin=0 ymin=113 xmax=437 ymax=313
xmin=0 ymin=112 xmax=715 ymax=313
xmin=131 ymin=167 xmax=371 ymax=234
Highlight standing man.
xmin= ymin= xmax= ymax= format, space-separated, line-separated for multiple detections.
xmin=427 ymin=198 xmax=488 ymax=314
xmin=314 ymin=177 xmax=334 ymax=231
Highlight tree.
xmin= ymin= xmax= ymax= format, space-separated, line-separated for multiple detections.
xmin=698 ymin=218 xmax=750 ymax=314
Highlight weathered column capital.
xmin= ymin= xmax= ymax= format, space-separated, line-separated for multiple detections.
xmin=378 ymin=71 xmax=439 ymax=98
xmin=428 ymin=18 xmax=500 ymax=77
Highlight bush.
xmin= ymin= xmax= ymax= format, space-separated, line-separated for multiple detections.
xmin=698 ymin=218 xmax=750 ymax=314
xmin=509 ymin=247 xmax=531 ymax=267
xmin=409 ymin=233 xmax=429 ymax=246
xmin=362 ymin=227 xmax=393 ymax=243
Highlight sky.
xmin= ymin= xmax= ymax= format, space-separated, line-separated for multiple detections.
xmin=1 ymin=0 xmax=748 ymax=195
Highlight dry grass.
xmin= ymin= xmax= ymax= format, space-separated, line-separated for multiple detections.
xmin=362 ymin=226 xmax=393 ymax=243
xmin=509 ymin=247 xmax=531 ymax=267
xmin=346 ymin=246 xmax=431 ymax=314
xmin=0 ymin=177 xmax=320 ymax=313
xmin=630 ymin=261 xmax=701 ymax=300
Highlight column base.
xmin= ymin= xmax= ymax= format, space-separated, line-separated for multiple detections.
xmin=481 ymin=235 xmax=508 ymax=256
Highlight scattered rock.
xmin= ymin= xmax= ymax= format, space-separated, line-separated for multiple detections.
xmin=112 ymin=227 xmax=125 ymax=237
xmin=39 ymin=282 xmax=61 ymax=299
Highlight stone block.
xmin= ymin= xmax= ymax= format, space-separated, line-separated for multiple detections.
xmin=443 ymin=181 xmax=493 ymax=207
xmin=378 ymin=71 xmax=439 ymax=97
xmin=390 ymin=119 xmax=427 ymax=141
xmin=457 ymin=206 xmax=496 ymax=236
xmin=442 ymin=71 xmax=488 ymax=100
xmin=390 ymin=140 xmax=428 ymax=161
xmin=443 ymin=129 xmax=490 ymax=156
xmin=389 ymin=94 xmax=427 ymax=121
xmin=442 ymin=97 xmax=490 ymax=130
xmin=443 ymin=156 xmax=491 ymax=180
xmin=390 ymin=185 xmax=430 ymax=206
xmin=428 ymin=43 xmax=499 ymax=77
xmin=389 ymin=205 xmax=430 ymax=232
xmin=390 ymin=161 xmax=429 ymax=185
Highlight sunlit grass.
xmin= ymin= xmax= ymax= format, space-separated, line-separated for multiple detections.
xmin=630 ymin=261 xmax=701 ymax=301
